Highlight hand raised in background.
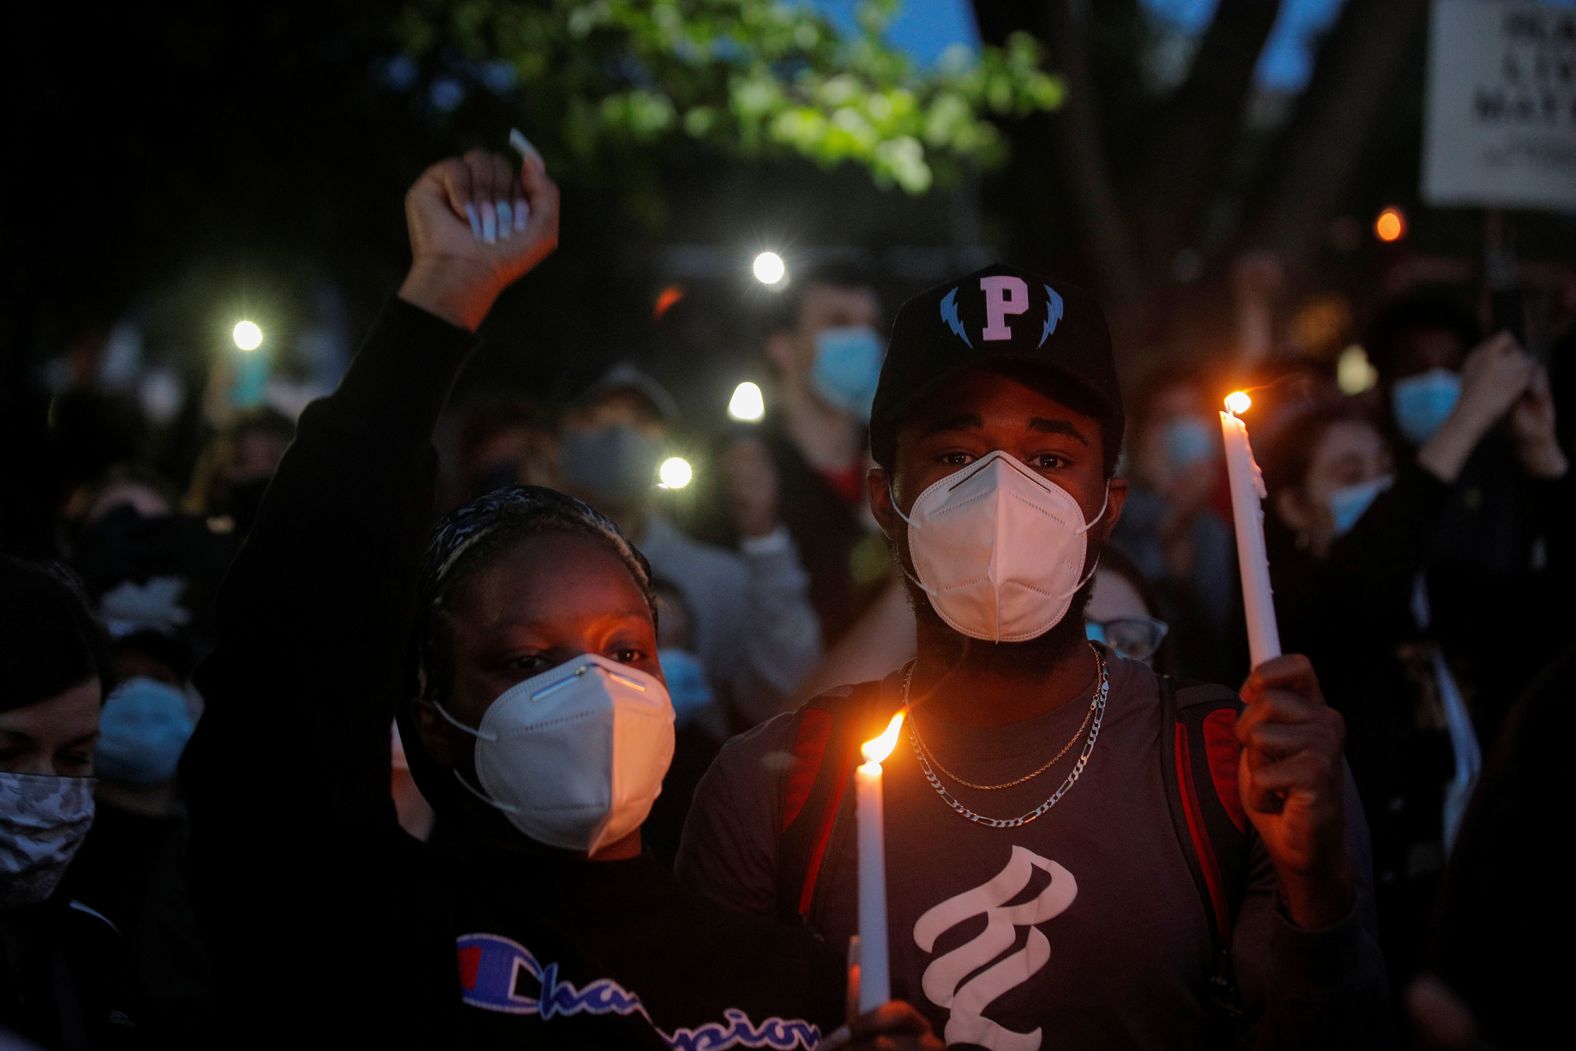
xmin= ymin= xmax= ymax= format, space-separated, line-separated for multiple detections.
xmin=1510 ymin=364 xmax=1568 ymax=478
xmin=1419 ymin=332 xmax=1538 ymax=484
xmin=1455 ymin=332 xmax=1534 ymax=432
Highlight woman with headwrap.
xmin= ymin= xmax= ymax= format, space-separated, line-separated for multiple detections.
xmin=179 ymin=149 xmax=935 ymax=1049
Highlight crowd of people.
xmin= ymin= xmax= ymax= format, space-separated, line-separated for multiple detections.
xmin=2 ymin=145 xmax=1565 ymax=1050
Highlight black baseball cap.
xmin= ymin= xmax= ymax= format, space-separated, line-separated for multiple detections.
xmin=869 ymin=263 xmax=1124 ymax=468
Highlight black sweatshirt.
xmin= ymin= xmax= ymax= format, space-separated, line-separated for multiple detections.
xmin=181 ymin=298 xmax=843 ymax=1049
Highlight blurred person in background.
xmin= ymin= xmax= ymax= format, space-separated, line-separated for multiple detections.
xmin=556 ymin=362 xmax=821 ymax=731
xmin=65 ymin=467 xmax=232 ymax=656
xmin=706 ymin=262 xmax=892 ymax=647
xmin=1109 ymin=364 xmax=1235 ymax=682
xmin=640 ymin=579 xmax=724 ymax=867
xmin=45 ymin=392 xmax=152 ymax=508
xmin=55 ymin=468 xmax=220 ymax=1039
xmin=181 ymin=407 xmax=294 ymax=536
xmin=0 ymin=557 xmax=140 ymax=1050
xmin=443 ymin=394 xmax=559 ymax=505
xmin=60 ymin=665 xmax=211 ymax=1044
xmin=1366 ymin=295 xmax=1571 ymax=749
xmin=1415 ymin=640 xmax=1573 ymax=1050
xmin=1260 ymin=324 xmax=1566 ymax=999
xmin=1083 ymin=544 xmax=1171 ymax=672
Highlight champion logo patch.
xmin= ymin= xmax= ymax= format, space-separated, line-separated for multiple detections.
xmin=455 ymin=933 xmax=822 ymax=1050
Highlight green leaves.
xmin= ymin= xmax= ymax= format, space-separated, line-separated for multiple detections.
xmin=395 ymin=0 xmax=1062 ymax=195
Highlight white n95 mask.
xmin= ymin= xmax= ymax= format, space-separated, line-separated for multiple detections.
xmin=435 ymin=654 xmax=675 ymax=855
xmin=894 ymin=450 xmax=1106 ymax=643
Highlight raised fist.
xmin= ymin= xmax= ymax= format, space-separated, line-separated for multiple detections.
xmin=398 ymin=147 xmax=560 ymax=331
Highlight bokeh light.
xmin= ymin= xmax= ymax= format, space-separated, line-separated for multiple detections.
xmin=232 ymin=320 xmax=264 ymax=351
xmin=728 ymin=381 xmax=766 ymax=422
xmin=1336 ymin=345 xmax=1379 ymax=395
xmin=752 ymin=251 xmax=786 ymax=285
xmin=658 ymin=456 xmax=693 ymax=489
xmin=1374 ymin=207 xmax=1406 ymax=243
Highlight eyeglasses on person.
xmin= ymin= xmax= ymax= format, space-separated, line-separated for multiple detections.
xmin=1085 ymin=615 xmax=1169 ymax=662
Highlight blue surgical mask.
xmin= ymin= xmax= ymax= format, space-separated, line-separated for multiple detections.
xmin=810 ymin=327 xmax=884 ymax=423
xmin=1158 ymin=416 xmax=1217 ymax=470
xmin=94 ymin=677 xmax=196 ymax=786
xmin=558 ymin=425 xmax=664 ymax=509
xmin=1327 ymin=475 xmax=1392 ymax=539
xmin=1391 ymin=368 xmax=1461 ymax=446
xmin=658 ymin=648 xmax=714 ymax=726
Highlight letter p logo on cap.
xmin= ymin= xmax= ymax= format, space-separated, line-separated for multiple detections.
xmin=980 ymin=276 xmax=1030 ymax=341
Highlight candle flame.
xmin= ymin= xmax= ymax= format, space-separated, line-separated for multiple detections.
xmin=1224 ymin=391 xmax=1252 ymax=415
xmin=861 ymin=711 xmax=906 ymax=765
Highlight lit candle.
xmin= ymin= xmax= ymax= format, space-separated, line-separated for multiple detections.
xmin=1220 ymin=392 xmax=1282 ymax=668
xmin=856 ymin=711 xmax=905 ymax=1012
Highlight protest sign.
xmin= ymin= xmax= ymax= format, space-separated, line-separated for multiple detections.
xmin=1424 ymin=0 xmax=1576 ymax=212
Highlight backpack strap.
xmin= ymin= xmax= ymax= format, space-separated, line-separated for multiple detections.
xmin=1160 ymin=675 xmax=1250 ymax=1033
xmin=776 ymin=671 xmax=907 ymax=925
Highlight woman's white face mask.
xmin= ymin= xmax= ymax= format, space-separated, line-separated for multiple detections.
xmin=892 ymin=450 xmax=1107 ymax=643
xmin=435 ymin=654 xmax=674 ymax=855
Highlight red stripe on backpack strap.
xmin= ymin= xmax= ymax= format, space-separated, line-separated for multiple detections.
xmin=1175 ymin=725 xmax=1232 ymax=941
xmin=1201 ymin=709 xmax=1247 ymax=833
xmin=798 ymin=773 xmax=850 ymax=919
xmin=782 ymin=709 xmax=834 ymax=833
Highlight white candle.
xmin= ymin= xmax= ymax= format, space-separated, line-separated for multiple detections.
xmin=1220 ymin=393 xmax=1282 ymax=668
xmin=856 ymin=711 xmax=905 ymax=1013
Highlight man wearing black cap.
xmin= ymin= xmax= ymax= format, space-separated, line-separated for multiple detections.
xmin=679 ymin=265 xmax=1385 ymax=1048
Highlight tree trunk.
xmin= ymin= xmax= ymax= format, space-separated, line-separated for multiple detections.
xmin=1133 ymin=0 xmax=1282 ymax=279
xmin=1237 ymin=0 xmax=1432 ymax=276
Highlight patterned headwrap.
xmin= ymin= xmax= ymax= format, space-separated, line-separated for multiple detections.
xmin=399 ymin=485 xmax=657 ymax=811
xmin=410 ymin=484 xmax=656 ymax=699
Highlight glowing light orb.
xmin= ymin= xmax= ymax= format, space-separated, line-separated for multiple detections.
xmin=1374 ymin=207 xmax=1406 ymax=243
xmin=1224 ymin=391 xmax=1252 ymax=416
xmin=727 ymin=381 xmax=766 ymax=422
xmin=658 ymin=456 xmax=693 ymax=489
xmin=752 ymin=251 xmax=787 ymax=285
xmin=1336 ymin=345 xmax=1379 ymax=395
xmin=232 ymin=320 xmax=264 ymax=351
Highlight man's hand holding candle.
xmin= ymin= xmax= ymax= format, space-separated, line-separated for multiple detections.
xmin=1236 ymin=654 xmax=1355 ymax=931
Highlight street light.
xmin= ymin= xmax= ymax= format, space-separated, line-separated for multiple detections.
xmin=728 ymin=381 xmax=766 ymax=423
xmin=752 ymin=251 xmax=786 ymax=286
xmin=232 ymin=320 xmax=264 ymax=351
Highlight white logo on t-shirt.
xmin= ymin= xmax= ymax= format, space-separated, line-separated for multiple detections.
xmin=912 ymin=846 xmax=1076 ymax=1051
